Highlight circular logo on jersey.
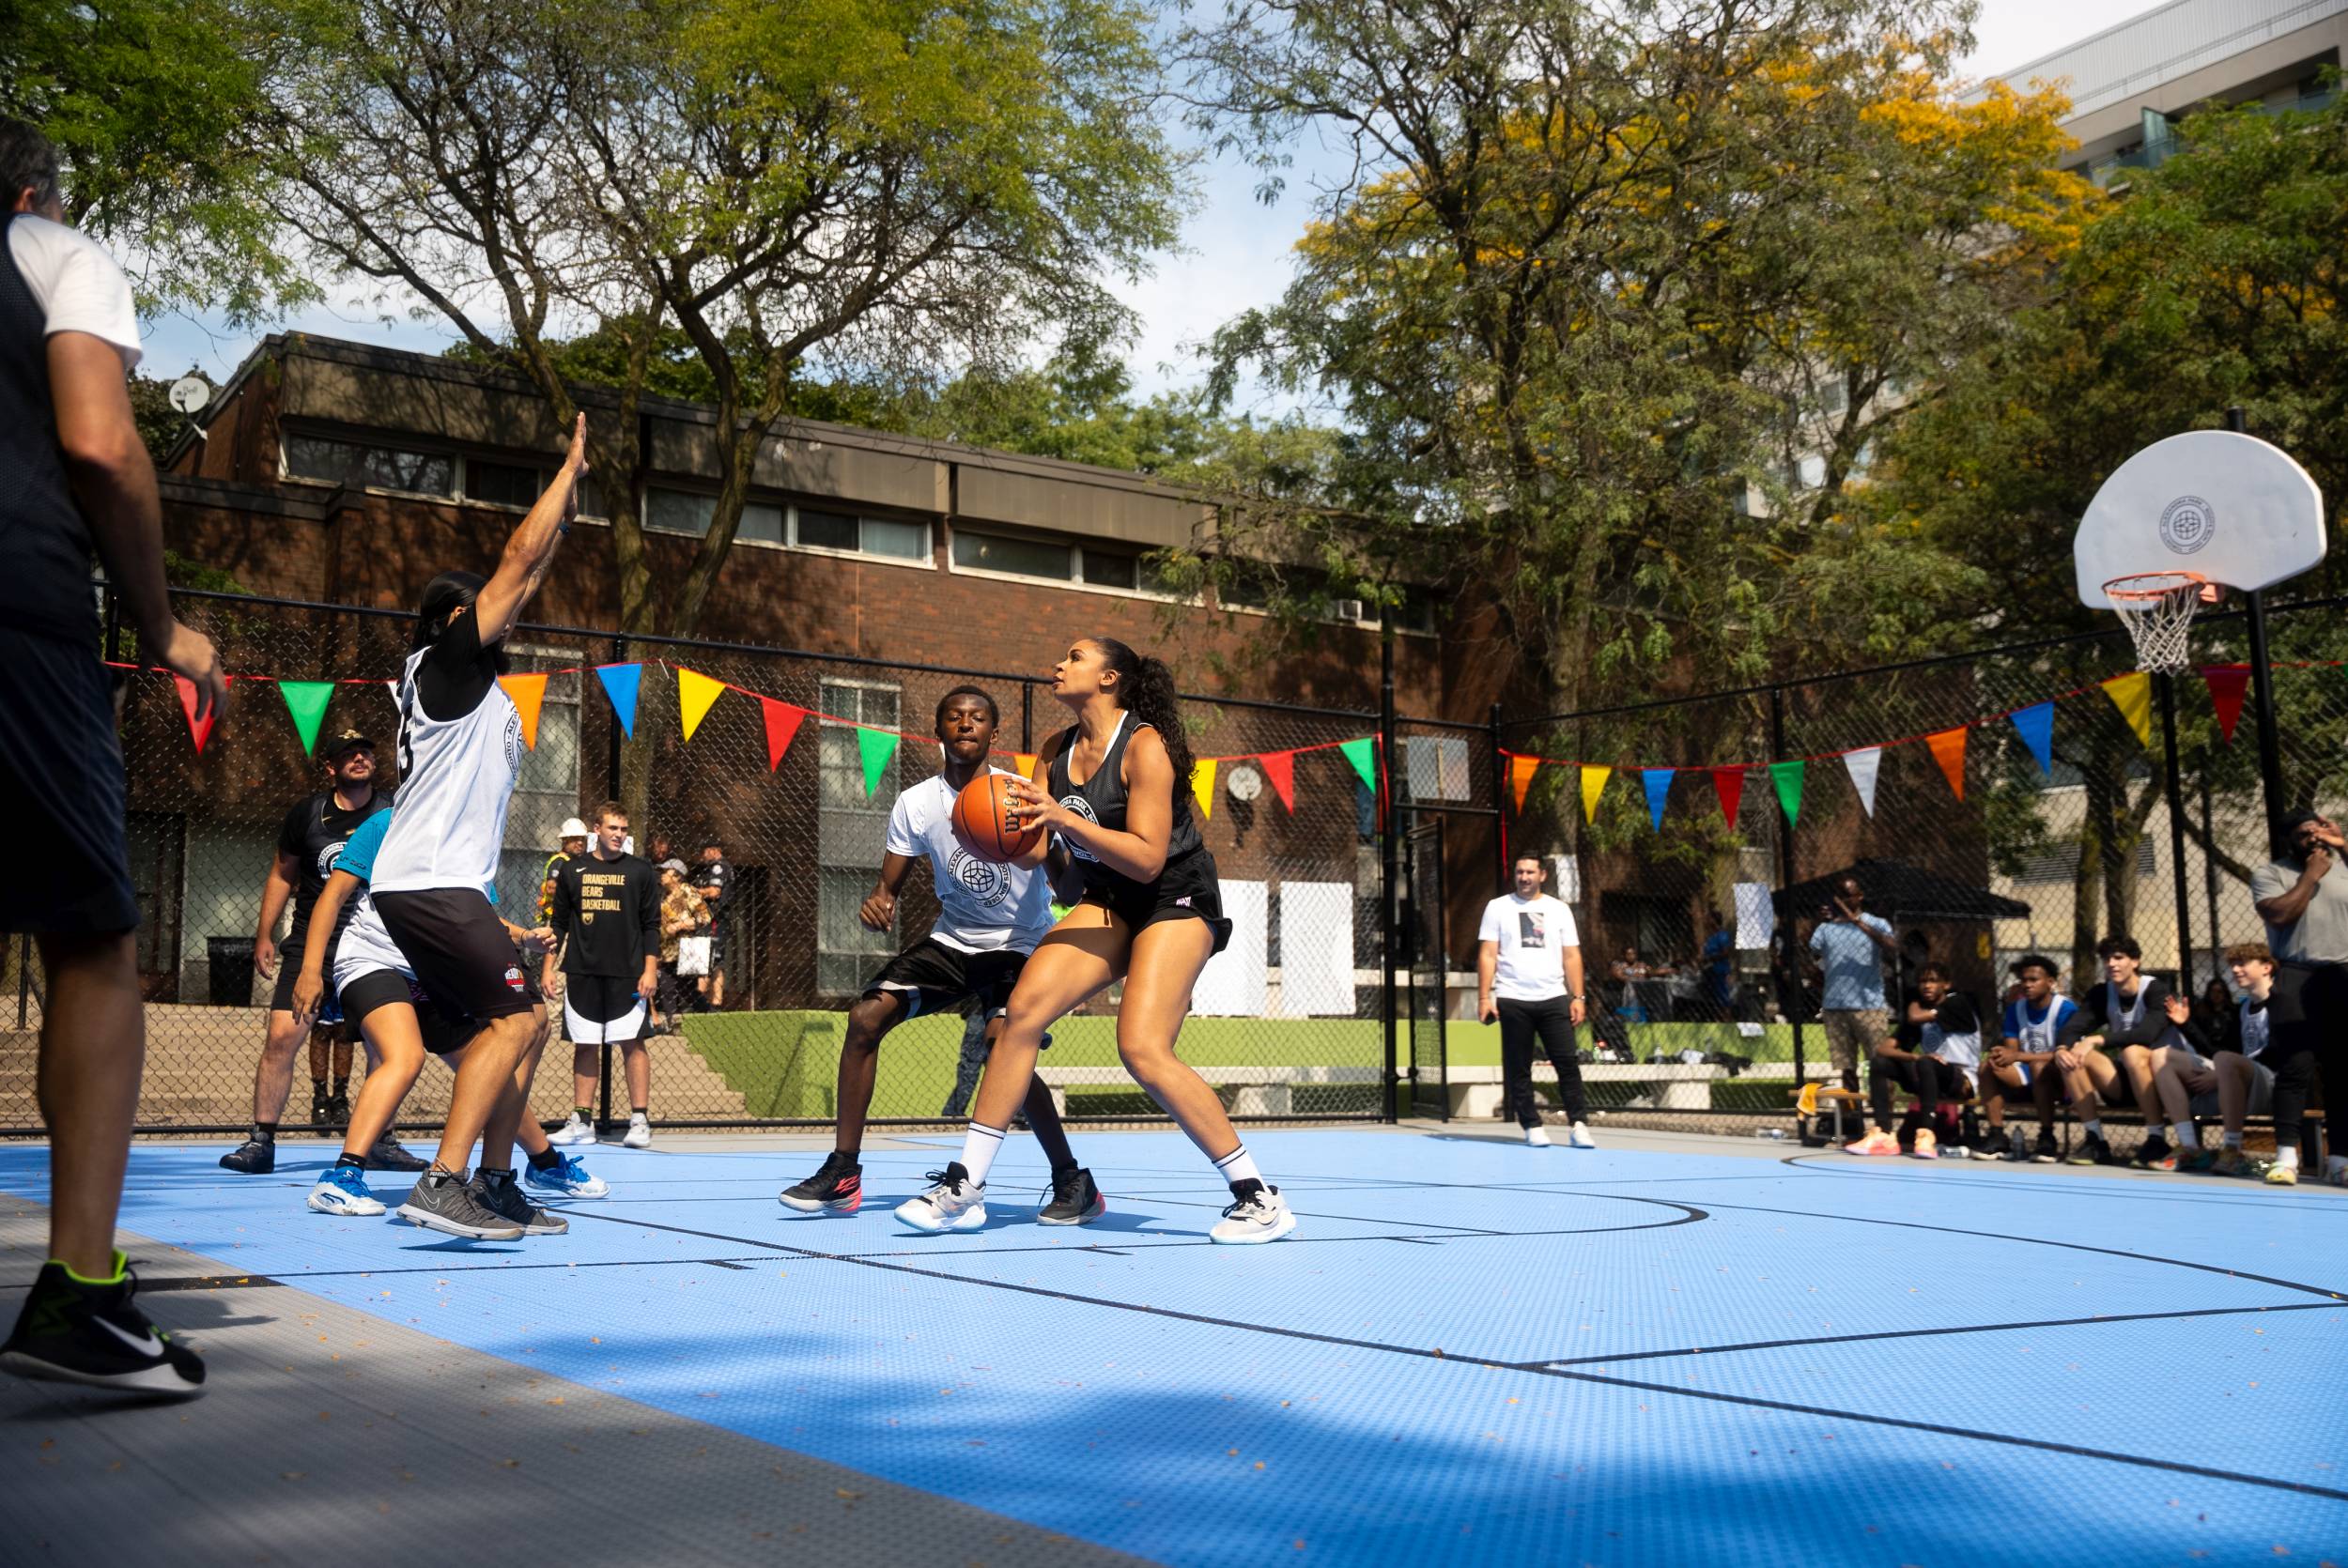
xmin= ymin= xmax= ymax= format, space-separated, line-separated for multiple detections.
xmin=502 ymin=709 xmax=525 ymax=773
xmin=2159 ymin=494 xmax=2215 ymax=555
xmin=1058 ymin=793 xmax=1100 ymax=860
xmin=317 ymin=839 xmax=348 ymax=881
xmin=946 ymin=847 xmax=1008 ymax=907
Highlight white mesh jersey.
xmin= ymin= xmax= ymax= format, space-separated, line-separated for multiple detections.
xmin=333 ymin=893 xmax=413 ymax=992
xmin=369 ymin=643 xmax=524 ymax=894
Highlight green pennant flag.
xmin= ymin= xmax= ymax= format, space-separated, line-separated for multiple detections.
xmin=278 ymin=680 xmax=335 ymax=756
xmin=856 ymin=727 xmax=901 ymax=797
xmin=1769 ymin=759 xmax=1805 ymax=824
xmin=1338 ymin=736 xmax=1377 ymax=794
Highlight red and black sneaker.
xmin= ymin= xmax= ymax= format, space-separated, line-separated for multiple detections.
xmin=778 ymin=1151 xmax=863 ymax=1214
xmin=1037 ymin=1165 xmax=1106 ymax=1225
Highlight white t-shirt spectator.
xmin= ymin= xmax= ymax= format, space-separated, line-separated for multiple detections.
xmin=1477 ymin=894 xmax=1578 ymax=1002
xmin=9 ymin=215 xmax=142 ymax=368
xmin=886 ymin=771 xmax=1054 ymax=954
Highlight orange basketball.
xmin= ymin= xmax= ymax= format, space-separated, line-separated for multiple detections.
xmin=951 ymin=771 xmax=1041 ymax=864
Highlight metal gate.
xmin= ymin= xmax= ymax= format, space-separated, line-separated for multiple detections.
xmin=1403 ymin=819 xmax=1448 ymax=1119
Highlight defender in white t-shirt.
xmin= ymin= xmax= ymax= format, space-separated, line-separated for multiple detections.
xmin=1475 ymin=856 xmax=1593 ymax=1147
xmin=780 ymin=688 xmax=1098 ymax=1222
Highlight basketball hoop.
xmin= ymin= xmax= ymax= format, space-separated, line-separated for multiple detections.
xmin=2103 ymin=570 xmax=2218 ymax=673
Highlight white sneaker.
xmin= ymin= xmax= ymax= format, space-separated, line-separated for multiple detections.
xmin=524 ymin=1154 xmax=610 ymax=1199
xmin=622 ymin=1115 xmax=652 ymax=1149
xmin=1524 ymin=1125 xmax=1552 ymax=1146
xmin=1567 ymin=1124 xmax=1597 ymax=1149
xmin=1210 ymin=1185 xmax=1297 ymax=1245
xmin=548 ymin=1114 xmax=595 ymax=1146
xmin=305 ymin=1165 xmax=386 ymax=1215
xmin=895 ymin=1167 xmax=987 ymax=1233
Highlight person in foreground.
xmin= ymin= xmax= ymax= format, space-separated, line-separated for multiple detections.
xmin=895 ymin=638 xmax=1294 ymax=1243
xmin=0 ymin=119 xmax=222 ymax=1397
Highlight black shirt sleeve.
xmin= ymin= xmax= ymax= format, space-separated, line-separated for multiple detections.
xmin=276 ymin=798 xmax=313 ymax=861
xmin=414 ymin=610 xmax=500 ymax=721
xmin=635 ymin=860 xmax=660 ymax=963
xmin=1935 ymin=992 xmax=1983 ymax=1037
xmin=549 ymin=856 xmax=577 ymax=945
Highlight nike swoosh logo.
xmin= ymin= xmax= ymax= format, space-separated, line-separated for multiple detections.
xmin=93 ymin=1316 xmax=162 ymax=1358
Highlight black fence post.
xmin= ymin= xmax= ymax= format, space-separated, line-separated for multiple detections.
xmin=1489 ymin=700 xmax=1506 ymax=888
xmin=1020 ymin=682 xmax=1032 ymax=753
xmin=1379 ymin=625 xmax=1399 ymax=1124
xmin=2156 ymin=671 xmax=2196 ymax=996
xmin=2230 ymin=408 xmax=2291 ymax=844
xmin=1770 ymin=684 xmax=1804 ymax=1086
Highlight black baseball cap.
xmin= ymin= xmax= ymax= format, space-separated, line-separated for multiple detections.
xmin=323 ymin=730 xmax=376 ymax=761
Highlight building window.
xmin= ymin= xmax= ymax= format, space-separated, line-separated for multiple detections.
xmin=465 ymin=459 xmax=541 ymax=508
xmin=817 ymin=680 xmax=900 ymax=993
xmin=857 ymin=515 xmax=929 ymax=560
xmin=955 ymin=529 xmax=1074 ymax=580
xmin=284 ymin=434 xmax=455 ymax=498
xmin=644 ymin=489 xmax=785 ymax=543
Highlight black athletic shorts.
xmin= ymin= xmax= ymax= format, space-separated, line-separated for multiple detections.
xmin=372 ymin=888 xmax=536 ymax=1022
xmin=339 ymin=968 xmax=470 ymax=1056
xmin=865 ymin=939 xmax=1031 ymax=1022
xmin=269 ymin=930 xmax=345 ymax=1025
xmin=0 ymin=626 xmax=137 ymax=936
xmin=1078 ymin=847 xmax=1232 ymax=954
xmin=561 ymin=972 xmax=648 ymax=1043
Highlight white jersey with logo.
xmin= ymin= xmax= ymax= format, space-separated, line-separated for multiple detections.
xmin=888 ymin=770 xmax=1054 ymax=954
xmin=2100 ymin=980 xmax=2199 ymax=1061
xmin=1476 ymin=893 xmax=1579 ymax=1002
xmin=370 ymin=643 xmax=523 ymax=895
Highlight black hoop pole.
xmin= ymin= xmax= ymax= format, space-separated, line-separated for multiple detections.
xmin=2231 ymin=407 xmax=2291 ymax=843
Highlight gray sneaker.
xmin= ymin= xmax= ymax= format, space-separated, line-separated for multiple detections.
xmin=471 ymin=1171 xmax=567 ymax=1235
xmin=395 ymin=1172 xmax=525 ymax=1240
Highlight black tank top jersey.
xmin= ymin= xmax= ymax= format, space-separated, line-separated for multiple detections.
xmin=1046 ymin=713 xmax=1204 ymax=893
xmin=281 ymin=788 xmax=394 ymax=939
xmin=0 ymin=214 xmax=101 ymax=643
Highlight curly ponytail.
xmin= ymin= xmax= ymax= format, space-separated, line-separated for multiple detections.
xmin=1092 ymin=638 xmax=1195 ymax=798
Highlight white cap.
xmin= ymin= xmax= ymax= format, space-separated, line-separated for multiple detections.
xmin=559 ymin=817 xmax=589 ymax=840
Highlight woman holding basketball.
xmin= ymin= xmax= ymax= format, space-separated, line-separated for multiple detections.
xmin=893 ymin=639 xmax=1296 ymax=1243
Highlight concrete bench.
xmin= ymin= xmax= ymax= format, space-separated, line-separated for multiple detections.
xmin=1032 ymin=1064 xmax=1382 ymax=1118
xmin=1444 ymin=1062 xmax=1736 ymax=1119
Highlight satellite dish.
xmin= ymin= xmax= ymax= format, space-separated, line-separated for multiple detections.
xmin=168 ymin=376 xmax=211 ymax=415
xmin=1226 ymin=763 xmax=1262 ymax=803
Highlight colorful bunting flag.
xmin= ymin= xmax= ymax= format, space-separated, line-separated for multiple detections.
xmin=2010 ymin=701 xmax=2054 ymax=776
xmin=759 ymin=698 xmax=806 ymax=771
xmin=499 ymin=673 xmax=548 ymax=750
xmin=677 ymin=667 xmax=726 ymax=743
xmin=1580 ymin=764 xmax=1610 ymax=823
xmin=277 ymin=680 xmax=333 ymax=756
xmin=175 ymin=674 xmax=224 ymax=754
xmin=1769 ymin=759 xmax=1804 ymax=824
xmin=1014 ymin=752 xmax=1040 ymax=779
xmin=2101 ymin=671 xmax=2153 ymax=748
xmin=1708 ymin=766 xmax=1745 ymax=827
xmin=2201 ymin=664 xmax=2250 ymax=744
xmin=1509 ymin=753 xmax=1542 ymax=813
xmin=596 ymin=664 xmax=641 ymax=739
xmin=1641 ymin=768 xmax=1673 ymax=831
xmin=1843 ymin=747 xmax=1882 ymax=818
xmin=856 ymin=727 xmax=899 ymax=797
xmin=1192 ymin=759 xmax=1219 ymax=822
xmin=1926 ymin=726 xmax=1968 ymax=801
xmin=1259 ymin=750 xmax=1295 ymax=811
xmin=1339 ymin=737 xmax=1377 ymax=794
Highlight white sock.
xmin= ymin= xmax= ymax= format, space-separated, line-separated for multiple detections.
xmin=2170 ymin=1122 xmax=2199 ymax=1149
xmin=2083 ymin=1119 xmax=2103 ymax=1137
xmin=956 ymin=1122 xmax=1006 ymax=1187
xmin=2224 ymin=1130 xmax=2244 ymax=1148
xmin=2276 ymin=1145 xmax=2300 ymax=1171
xmin=1212 ymin=1145 xmax=1262 ymax=1190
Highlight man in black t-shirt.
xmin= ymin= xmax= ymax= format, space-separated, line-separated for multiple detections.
xmin=219 ymin=731 xmax=400 ymax=1175
xmin=544 ymin=803 xmax=661 ymax=1147
xmin=688 ymin=838 xmax=732 ymax=1009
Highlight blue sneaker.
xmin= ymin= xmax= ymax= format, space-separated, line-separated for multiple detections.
xmin=306 ymin=1163 xmax=385 ymax=1216
xmin=523 ymin=1155 xmax=610 ymax=1199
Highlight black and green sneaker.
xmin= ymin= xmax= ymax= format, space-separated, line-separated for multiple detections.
xmin=1 ymin=1255 xmax=206 ymax=1398
xmin=1037 ymin=1166 xmax=1105 ymax=1226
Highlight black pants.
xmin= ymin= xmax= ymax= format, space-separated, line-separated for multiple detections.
xmin=2271 ymin=961 xmax=2346 ymax=1155
xmin=1497 ymin=997 xmax=1587 ymax=1127
xmin=1870 ymin=1053 xmax=1952 ymax=1132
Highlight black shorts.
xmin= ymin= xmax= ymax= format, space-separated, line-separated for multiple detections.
xmin=1078 ymin=847 xmax=1232 ymax=954
xmin=0 ymin=626 xmax=137 ymax=935
xmin=268 ymin=931 xmax=345 ymax=1026
xmin=372 ymin=888 xmax=536 ymax=1022
xmin=562 ymin=972 xmax=648 ymax=1043
xmin=865 ymin=939 xmax=1029 ymax=1022
xmin=339 ymin=968 xmax=470 ymax=1056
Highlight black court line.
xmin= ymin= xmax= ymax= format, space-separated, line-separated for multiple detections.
xmin=1775 ymin=1152 xmax=2348 ymax=1208
xmin=548 ymin=1207 xmax=2348 ymax=1504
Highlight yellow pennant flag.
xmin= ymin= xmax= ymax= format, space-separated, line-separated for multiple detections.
xmin=677 ymin=667 xmax=727 ymax=742
xmin=1508 ymin=753 xmax=1541 ymax=813
xmin=1191 ymin=758 xmax=1218 ymax=822
xmin=1580 ymin=764 xmax=1611 ymax=822
xmin=2101 ymin=671 xmax=2154 ymax=748
xmin=1014 ymin=752 xmax=1039 ymax=778
xmin=497 ymin=673 xmax=548 ymax=750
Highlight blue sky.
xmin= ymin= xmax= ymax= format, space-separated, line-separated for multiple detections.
xmin=137 ymin=0 xmax=2168 ymax=406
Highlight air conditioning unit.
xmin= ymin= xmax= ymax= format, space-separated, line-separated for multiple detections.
xmin=1334 ymin=598 xmax=1367 ymax=622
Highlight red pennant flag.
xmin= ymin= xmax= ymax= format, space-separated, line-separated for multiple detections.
xmin=2201 ymin=664 xmax=2251 ymax=745
xmin=760 ymin=698 xmax=807 ymax=772
xmin=175 ymin=674 xmax=226 ymax=753
xmin=1708 ymin=766 xmax=1745 ymax=826
xmin=1258 ymin=750 xmax=1295 ymax=812
xmin=1926 ymin=726 xmax=1968 ymax=801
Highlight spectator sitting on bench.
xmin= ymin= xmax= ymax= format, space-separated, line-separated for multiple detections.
xmin=1987 ymin=954 xmax=2069 ymax=1163
xmin=1845 ymin=963 xmax=1980 ymax=1159
xmin=2061 ymin=935 xmax=2185 ymax=1168
xmin=2161 ymin=942 xmax=2327 ymax=1184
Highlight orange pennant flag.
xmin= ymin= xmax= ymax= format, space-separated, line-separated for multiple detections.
xmin=499 ymin=673 xmax=548 ymax=750
xmin=1925 ymin=726 xmax=1968 ymax=801
xmin=1014 ymin=752 xmax=1040 ymax=778
xmin=1508 ymin=753 xmax=1541 ymax=813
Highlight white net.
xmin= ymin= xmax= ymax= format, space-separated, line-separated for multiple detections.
xmin=2106 ymin=573 xmax=2206 ymax=673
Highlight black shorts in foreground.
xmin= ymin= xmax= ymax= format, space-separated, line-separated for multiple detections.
xmin=865 ymin=939 xmax=1031 ymax=1022
xmin=269 ymin=941 xmax=346 ymax=1026
xmin=1079 ymin=847 xmax=1232 ymax=955
xmin=339 ymin=968 xmax=472 ymax=1056
xmin=0 ymin=626 xmax=136 ymax=936
xmin=372 ymin=888 xmax=536 ymax=1022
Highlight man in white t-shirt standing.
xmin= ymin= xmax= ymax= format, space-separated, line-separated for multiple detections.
xmin=1476 ymin=856 xmax=1592 ymax=1147
xmin=1 ymin=120 xmax=224 ymax=1397
xmin=778 ymin=688 xmax=1096 ymax=1221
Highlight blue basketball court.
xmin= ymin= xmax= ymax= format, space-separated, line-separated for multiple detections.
xmin=4 ymin=1127 xmax=2344 ymax=1565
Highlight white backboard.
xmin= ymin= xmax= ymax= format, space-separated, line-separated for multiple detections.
xmin=2074 ymin=430 xmax=2325 ymax=607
